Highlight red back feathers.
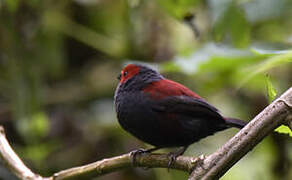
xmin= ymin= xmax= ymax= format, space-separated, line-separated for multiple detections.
xmin=143 ymin=79 xmax=201 ymax=100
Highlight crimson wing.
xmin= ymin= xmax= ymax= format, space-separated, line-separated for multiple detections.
xmin=143 ymin=78 xmax=219 ymax=113
xmin=142 ymin=80 xmax=227 ymax=145
xmin=143 ymin=79 xmax=202 ymax=99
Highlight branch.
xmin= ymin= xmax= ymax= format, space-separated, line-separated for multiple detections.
xmin=51 ymin=153 xmax=196 ymax=180
xmin=0 ymin=126 xmax=198 ymax=180
xmin=0 ymin=87 xmax=291 ymax=180
xmin=0 ymin=126 xmax=43 ymax=180
xmin=189 ymin=87 xmax=292 ymax=180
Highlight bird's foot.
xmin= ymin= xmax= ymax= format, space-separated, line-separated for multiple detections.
xmin=167 ymin=146 xmax=188 ymax=171
xmin=167 ymin=153 xmax=178 ymax=171
xmin=130 ymin=148 xmax=148 ymax=165
xmin=130 ymin=147 xmax=160 ymax=165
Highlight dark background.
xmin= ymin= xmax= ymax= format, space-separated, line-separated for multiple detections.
xmin=0 ymin=0 xmax=292 ymax=179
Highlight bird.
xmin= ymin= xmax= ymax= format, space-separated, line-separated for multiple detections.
xmin=114 ymin=63 xmax=247 ymax=165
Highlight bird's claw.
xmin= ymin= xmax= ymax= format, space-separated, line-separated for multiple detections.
xmin=130 ymin=148 xmax=150 ymax=165
xmin=166 ymin=146 xmax=188 ymax=171
xmin=167 ymin=152 xmax=179 ymax=171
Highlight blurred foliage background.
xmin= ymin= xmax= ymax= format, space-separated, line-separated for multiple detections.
xmin=0 ymin=0 xmax=292 ymax=179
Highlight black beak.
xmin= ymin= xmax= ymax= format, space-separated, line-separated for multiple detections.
xmin=117 ymin=74 xmax=121 ymax=80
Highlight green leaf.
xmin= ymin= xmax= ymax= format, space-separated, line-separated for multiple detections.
xmin=30 ymin=112 xmax=50 ymax=138
xmin=275 ymin=125 xmax=292 ymax=137
xmin=161 ymin=62 xmax=181 ymax=73
xmin=157 ymin=0 xmax=200 ymax=19
xmin=5 ymin=0 xmax=20 ymax=13
xmin=265 ymin=75 xmax=277 ymax=103
xmin=212 ymin=3 xmax=250 ymax=47
xmin=238 ymin=50 xmax=292 ymax=88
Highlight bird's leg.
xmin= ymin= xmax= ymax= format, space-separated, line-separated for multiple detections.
xmin=130 ymin=147 xmax=160 ymax=165
xmin=167 ymin=146 xmax=188 ymax=170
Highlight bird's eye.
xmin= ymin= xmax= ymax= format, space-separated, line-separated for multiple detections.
xmin=123 ymin=71 xmax=128 ymax=77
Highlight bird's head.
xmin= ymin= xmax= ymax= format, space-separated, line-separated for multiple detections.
xmin=117 ymin=63 xmax=162 ymax=90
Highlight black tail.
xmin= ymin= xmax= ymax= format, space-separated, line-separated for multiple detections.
xmin=224 ymin=117 xmax=247 ymax=129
